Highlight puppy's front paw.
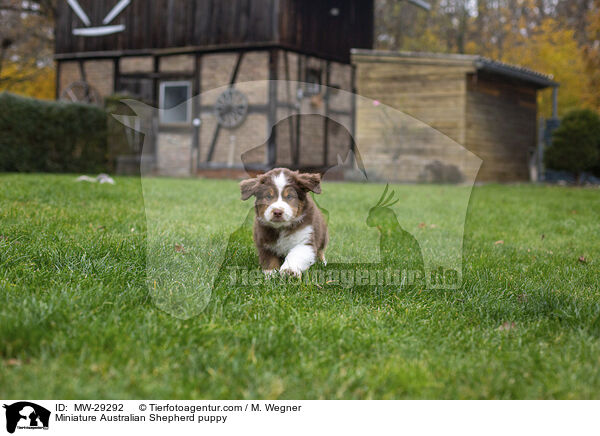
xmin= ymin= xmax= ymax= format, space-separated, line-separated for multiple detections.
xmin=280 ymin=245 xmax=315 ymax=278
xmin=280 ymin=263 xmax=302 ymax=278
xmin=280 ymin=268 xmax=302 ymax=278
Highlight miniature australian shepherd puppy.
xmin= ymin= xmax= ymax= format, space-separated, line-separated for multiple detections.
xmin=240 ymin=168 xmax=328 ymax=276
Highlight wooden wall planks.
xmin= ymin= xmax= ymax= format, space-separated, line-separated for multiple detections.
xmin=55 ymin=0 xmax=374 ymax=63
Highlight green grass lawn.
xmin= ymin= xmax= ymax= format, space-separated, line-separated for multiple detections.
xmin=1 ymin=173 xmax=599 ymax=399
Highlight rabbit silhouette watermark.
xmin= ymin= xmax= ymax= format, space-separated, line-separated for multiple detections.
xmin=115 ymin=80 xmax=480 ymax=318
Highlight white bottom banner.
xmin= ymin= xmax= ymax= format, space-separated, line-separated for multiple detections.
xmin=0 ymin=400 xmax=597 ymax=436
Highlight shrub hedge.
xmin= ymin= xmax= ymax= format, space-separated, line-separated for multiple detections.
xmin=545 ymin=109 xmax=600 ymax=183
xmin=0 ymin=92 xmax=109 ymax=173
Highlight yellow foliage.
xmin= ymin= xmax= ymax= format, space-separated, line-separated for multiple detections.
xmin=381 ymin=2 xmax=599 ymax=117
xmin=489 ymin=18 xmax=589 ymax=117
xmin=0 ymin=63 xmax=56 ymax=100
xmin=400 ymin=29 xmax=448 ymax=53
xmin=583 ymin=6 xmax=600 ymax=110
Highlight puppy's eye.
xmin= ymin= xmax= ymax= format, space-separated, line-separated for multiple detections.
xmin=265 ymin=194 xmax=273 ymax=200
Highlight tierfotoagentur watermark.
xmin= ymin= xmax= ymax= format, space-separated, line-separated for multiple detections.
xmin=226 ymin=266 xmax=459 ymax=289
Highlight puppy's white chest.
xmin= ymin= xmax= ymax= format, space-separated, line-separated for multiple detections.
xmin=268 ymin=225 xmax=313 ymax=257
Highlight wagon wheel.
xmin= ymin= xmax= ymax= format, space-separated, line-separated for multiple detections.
xmin=214 ymin=88 xmax=249 ymax=129
xmin=60 ymin=81 xmax=101 ymax=105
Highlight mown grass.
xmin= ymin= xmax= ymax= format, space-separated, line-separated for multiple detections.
xmin=0 ymin=173 xmax=599 ymax=399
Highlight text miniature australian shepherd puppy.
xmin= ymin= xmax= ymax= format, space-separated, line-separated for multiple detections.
xmin=240 ymin=168 xmax=328 ymax=276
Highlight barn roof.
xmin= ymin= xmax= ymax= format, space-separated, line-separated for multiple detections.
xmin=351 ymin=49 xmax=559 ymax=89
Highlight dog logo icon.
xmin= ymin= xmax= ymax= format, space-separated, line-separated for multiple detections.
xmin=3 ymin=402 xmax=50 ymax=434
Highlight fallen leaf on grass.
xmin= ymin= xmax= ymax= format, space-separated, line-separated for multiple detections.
xmin=418 ymin=222 xmax=426 ymax=229
xmin=499 ymin=322 xmax=516 ymax=331
xmin=518 ymin=294 xmax=528 ymax=303
xmin=494 ymin=240 xmax=504 ymax=245
xmin=578 ymin=256 xmax=587 ymax=264
xmin=247 ymin=344 xmax=257 ymax=364
xmin=174 ymin=243 xmax=186 ymax=254
xmin=6 ymin=358 xmax=21 ymax=366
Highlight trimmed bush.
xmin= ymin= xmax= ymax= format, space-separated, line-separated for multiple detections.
xmin=0 ymin=92 xmax=109 ymax=173
xmin=545 ymin=109 xmax=600 ymax=184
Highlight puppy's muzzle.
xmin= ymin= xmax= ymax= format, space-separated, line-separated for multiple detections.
xmin=271 ymin=208 xmax=284 ymax=221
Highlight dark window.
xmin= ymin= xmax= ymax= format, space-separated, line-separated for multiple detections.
xmin=304 ymin=68 xmax=322 ymax=96
xmin=160 ymin=81 xmax=191 ymax=124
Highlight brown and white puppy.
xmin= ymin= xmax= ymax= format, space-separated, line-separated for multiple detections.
xmin=240 ymin=168 xmax=328 ymax=276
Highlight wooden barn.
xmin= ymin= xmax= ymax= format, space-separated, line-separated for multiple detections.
xmin=54 ymin=0 xmax=375 ymax=176
xmin=54 ymin=1 xmax=558 ymax=182
xmin=352 ymin=50 xmax=559 ymax=182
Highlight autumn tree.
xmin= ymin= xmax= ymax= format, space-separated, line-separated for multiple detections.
xmin=582 ymin=3 xmax=600 ymax=110
xmin=0 ymin=0 xmax=56 ymax=99
xmin=375 ymin=0 xmax=600 ymax=114
xmin=498 ymin=17 xmax=589 ymax=117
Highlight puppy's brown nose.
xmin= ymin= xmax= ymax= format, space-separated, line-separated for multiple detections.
xmin=272 ymin=209 xmax=284 ymax=218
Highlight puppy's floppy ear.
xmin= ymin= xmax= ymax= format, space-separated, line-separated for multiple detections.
xmin=240 ymin=177 xmax=259 ymax=200
xmin=295 ymin=172 xmax=321 ymax=194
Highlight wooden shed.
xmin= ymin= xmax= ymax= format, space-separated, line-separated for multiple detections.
xmin=54 ymin=0 xmax=375 ymax=176
xmin=352 ymin=50 xmax=558 ymax=182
